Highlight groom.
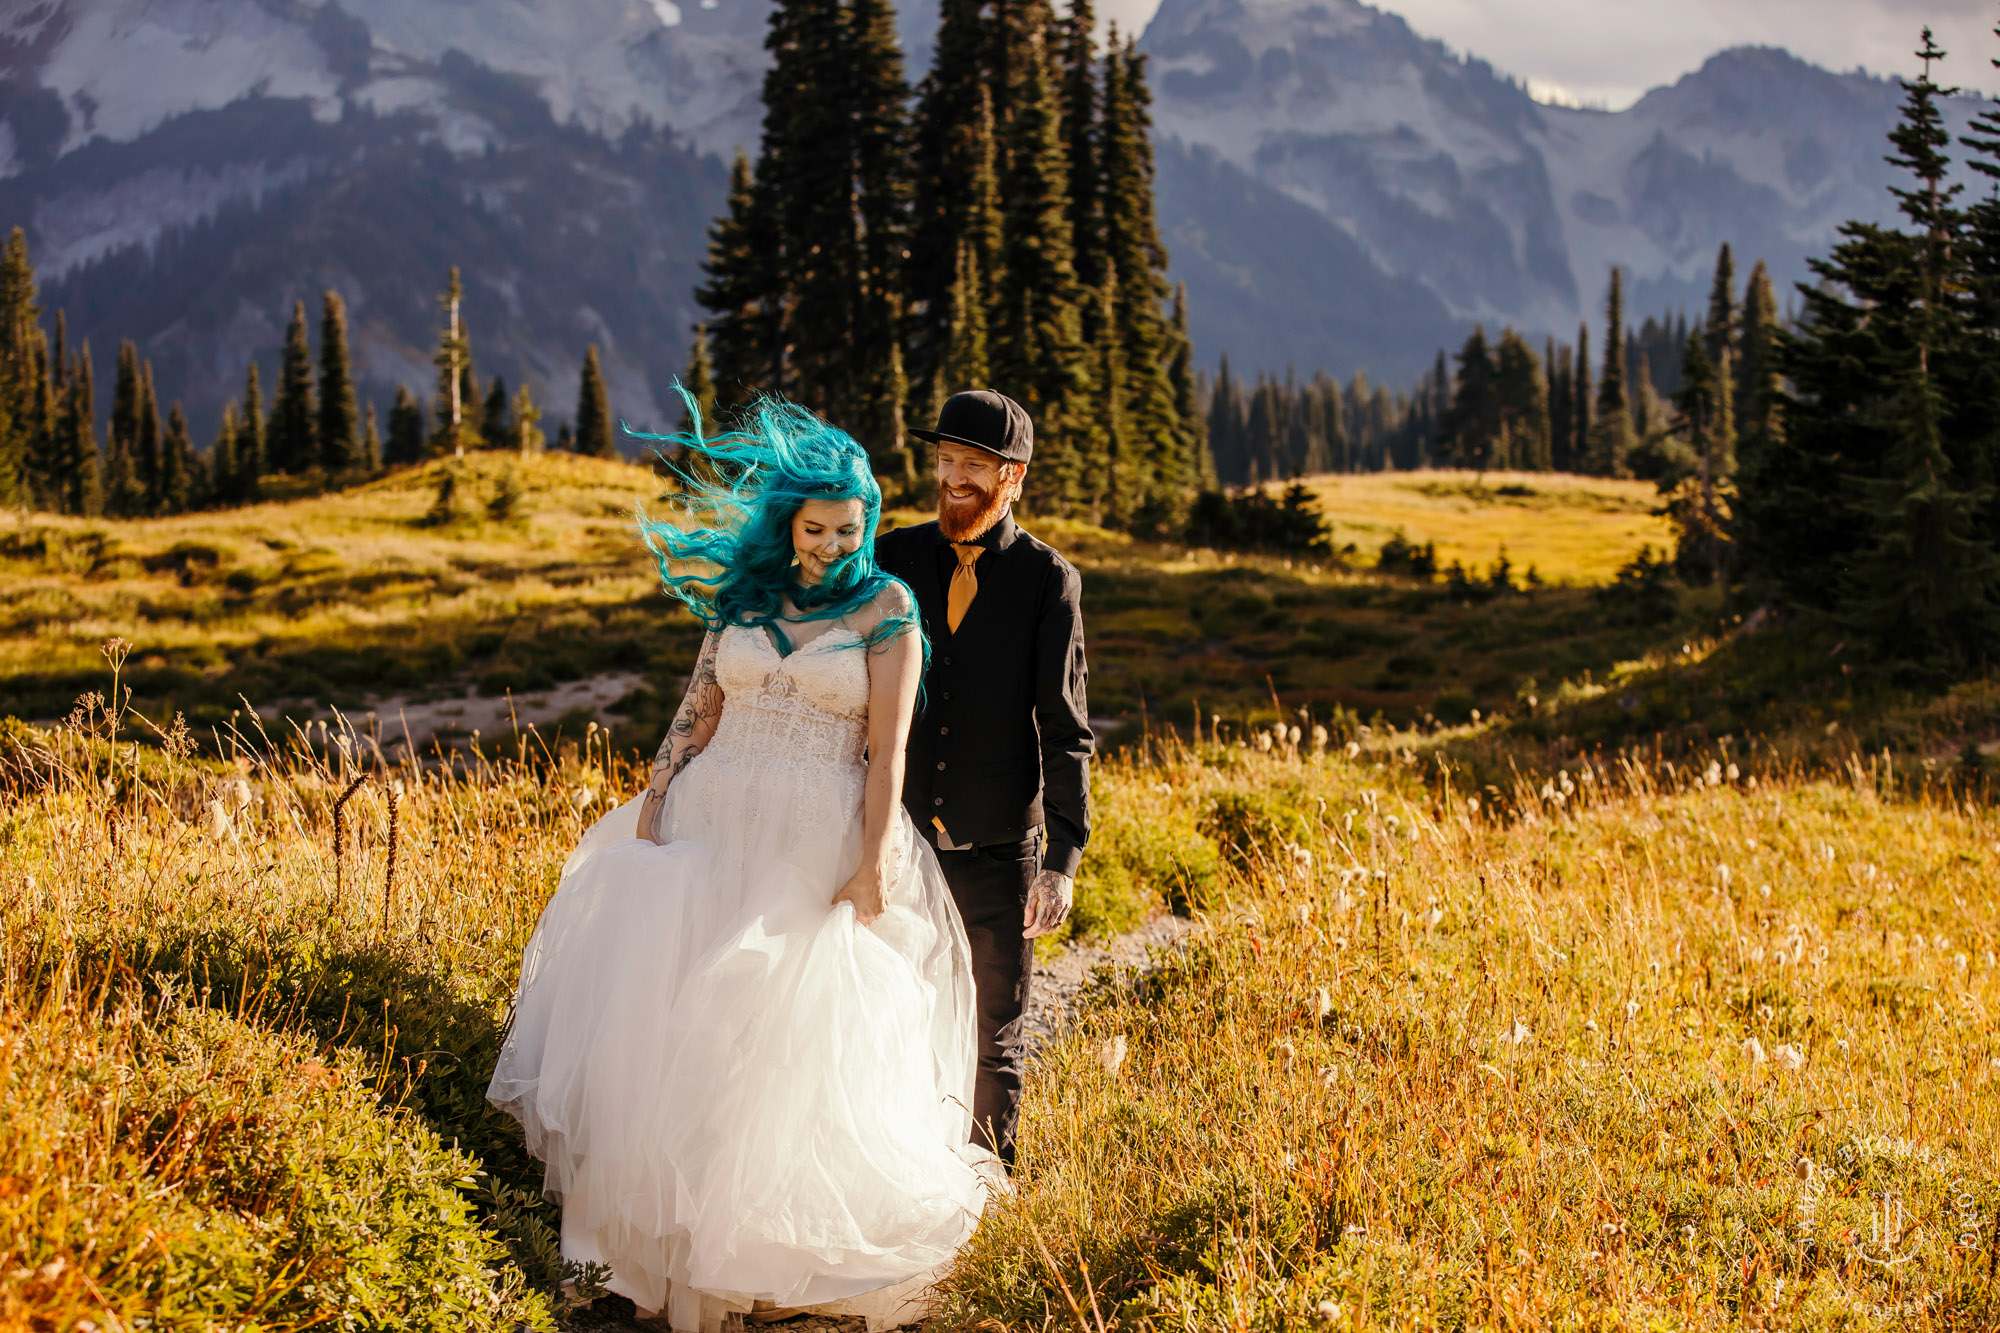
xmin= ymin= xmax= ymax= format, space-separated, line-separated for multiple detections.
xmin=875 ymin=389 xmax=1093 ymax=1169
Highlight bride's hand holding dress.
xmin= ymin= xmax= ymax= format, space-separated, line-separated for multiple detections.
xmin=487 ymin=580 xmax=994 ymax=1333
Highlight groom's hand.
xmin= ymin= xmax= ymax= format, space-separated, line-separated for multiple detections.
xmin=1022 ymin=869 xmax=1073 ymax=939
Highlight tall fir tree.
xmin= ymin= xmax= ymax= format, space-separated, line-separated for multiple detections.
xmin=1495 ymin=330 xmax=1550 ymax=470
xmin=433 ymin=269 xmax=470 ymax=458
xmin=696 ymin=153 xmax=782 ymax=405
xmin=1169 ymin=282 xmax=1213 ymax=486
xmin=1100 ymin=34 xmax=1187 ymax=503
xmin=270 ymin=301 xmax=316 ymax=474
xmin=237 ymin=361 xmax=267 ymax=495
xmin=56 ymin=343 xmax=99 ymax=516
xmin=159 ymin=403 xmax=193 ymax=514
xmin=1588 ymin=269 xmax=1633 ymax=475
xmin=104 ymin=341 xmax=142 ymax=516
xmin=1671 ymin=332 xmax=1727 ymax=583
xmin=1572 ymin=322 xmax=1592 ymax=473
xmin=386 ymin=385 xmax=426 ymax=466
xmin=993 ymin=18 xmax=1091 ymax=510
xmin=1734 ymin=260 xmax=1784 ymax=481
xmin=0 ymin=228 xmax=39 ymax=506
xmin=1704 ymin=243 xmax=1739 ymax=476
xmin=317 ymin=291 xmax=361 ymax=471
xmin=1847 ymin=30 xmax=1999 ymax=668
xmin=682 ymin=324 xmax=719 ymax=433
xmin=512 ymin=384 xmax=544 ymax=454
xmin=137 ymin=362 xmax=163 ymax=513
xmin=210 ymin=403 xmax=240 ymax=505
xmin=482 ymin=377 xmax=512 ymax=447
xmin=907 ymin=0 xmax=1003 ymax=407
xmin=575 ymin=345 xmax=615 ymax=458
xmin=362 ymin=401 xmax=382 ymax=471
xmin=1059 ymin=0 xmax=1104 ymax=304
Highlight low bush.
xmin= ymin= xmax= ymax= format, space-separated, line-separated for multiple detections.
xmin=0 ymin=994 xmax=555 ymax=1332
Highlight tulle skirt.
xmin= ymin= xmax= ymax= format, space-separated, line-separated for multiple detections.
xmin=488 ymin=750 xmax=995 ymax=1331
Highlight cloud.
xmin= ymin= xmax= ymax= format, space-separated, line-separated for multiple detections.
xmin=1111 ymin=0 xmax=2000 ymax=109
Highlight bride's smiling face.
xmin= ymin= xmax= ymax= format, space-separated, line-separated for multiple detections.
xmin=792 ymin=497 xmax=866 ymax=585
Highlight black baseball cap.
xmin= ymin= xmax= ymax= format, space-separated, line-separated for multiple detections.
xmin=910 ymin=389 xmax=1034 ymax=464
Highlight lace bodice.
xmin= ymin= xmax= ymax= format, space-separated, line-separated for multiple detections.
xmin=706 ymin=623 xmax=871 ymax=771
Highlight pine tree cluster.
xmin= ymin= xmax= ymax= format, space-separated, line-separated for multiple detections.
xmin=1734 ymin=27 xmax=2000 ymax=674
xmin=0 ymin=245 xmax=612 ymax=518
xmin=694 ymin=0 xmax=1206 ymax=521
xmin=1203 ymin=355 xmax=1447 ymax=484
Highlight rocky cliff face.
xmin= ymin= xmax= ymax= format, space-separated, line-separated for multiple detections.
xmin=0 ymin=0 xmax=1984 ymax=435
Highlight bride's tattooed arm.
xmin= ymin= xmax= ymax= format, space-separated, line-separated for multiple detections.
xmin=639 ymin=631 xmax=724 ymax=842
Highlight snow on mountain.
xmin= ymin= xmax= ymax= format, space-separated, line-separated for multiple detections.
xmin=0 ymin=0 xmax=1986 ymax=420
xmin=1142 ymin=0 xmax=1987 ymax=370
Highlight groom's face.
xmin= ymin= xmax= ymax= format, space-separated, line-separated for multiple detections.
xmin=936 ymin=442 xmax=1024 ymax=542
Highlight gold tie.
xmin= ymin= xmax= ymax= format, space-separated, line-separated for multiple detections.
xmin=947 ymin=543 xmax=982 ymax=634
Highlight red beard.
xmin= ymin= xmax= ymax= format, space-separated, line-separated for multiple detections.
xmin=938 ymin=475 xmax=1013 ymax=542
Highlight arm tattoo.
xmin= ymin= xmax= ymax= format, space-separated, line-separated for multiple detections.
xmin=652 ymin=631 xmax=724 ymax=790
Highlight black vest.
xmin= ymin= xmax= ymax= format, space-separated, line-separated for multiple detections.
xmin=874 ymin=514 xmax=1093 ymax=877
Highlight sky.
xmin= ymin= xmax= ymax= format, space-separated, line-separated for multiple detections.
xmin=1099 ymin=0 xmax=1999 ymax=110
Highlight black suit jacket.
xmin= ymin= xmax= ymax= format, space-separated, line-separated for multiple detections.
xmin=875 ymin=513 xmax=1093 ymax=878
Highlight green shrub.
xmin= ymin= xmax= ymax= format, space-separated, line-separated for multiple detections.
xmin=1198 ymin=789 xmax=1310 ymax=873
xmin=0 ymin=998 xmax=554 ymax=1332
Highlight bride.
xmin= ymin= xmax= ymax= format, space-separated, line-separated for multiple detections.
xmin=488 ymin=397 xmax=1000 ymax=1332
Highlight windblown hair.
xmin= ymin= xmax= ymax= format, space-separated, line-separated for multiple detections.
xmin=628 ymin=389 xmax=923 ymax=661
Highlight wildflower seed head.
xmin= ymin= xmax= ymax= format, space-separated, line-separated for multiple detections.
xmin=1099 ymin=1034 xmax=1128 ymax=1076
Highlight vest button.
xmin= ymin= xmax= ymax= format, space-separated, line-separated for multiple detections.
xmin=932 ymin=797 xmax=943 ymax=807
xmin=940 ymin=726 xmax=949 ymax=735
xmin=936 ymin=761 xmax=946 ymax=771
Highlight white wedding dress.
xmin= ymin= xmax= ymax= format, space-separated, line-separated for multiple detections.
xmin=488 ymin=623 xmax=998 ymax=1331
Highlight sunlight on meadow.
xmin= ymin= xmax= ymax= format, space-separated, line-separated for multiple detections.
xmin=1289 ymin=470 xmax=1674 ymax=585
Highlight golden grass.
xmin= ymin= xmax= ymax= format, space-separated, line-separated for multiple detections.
xmin=1283 ymin=470 xmax=1675 ymax=585
xmin=6 ymin=660 xmax=1998 ymax=1328
xmin=943 ymin=738 xmax=2000 ymax=1330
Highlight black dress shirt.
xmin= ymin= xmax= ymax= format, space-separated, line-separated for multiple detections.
xmin=874 ymin=512 xmax=1093 ymax=879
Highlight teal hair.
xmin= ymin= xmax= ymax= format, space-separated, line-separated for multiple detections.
xmin=627 ymin=388 xmax=926 ymax=667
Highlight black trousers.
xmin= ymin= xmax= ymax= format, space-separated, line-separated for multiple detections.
xmin=929 ymin=832 xmax=1039 ymax=1166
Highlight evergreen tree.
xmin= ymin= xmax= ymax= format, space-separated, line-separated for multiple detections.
xmin=1207 ymin=352 xmax=1246 ymax=483
xmin=386 ymin=385 xmax=426 ymax=466
xmin=1735 ymin=260 xmax=1784 ymax=479
xmin=270 ymin=300 xmax=316 ymax=474
xmin=682 ymin=324 xmax=719 ymax=433
xmin=0 ymin=228 xmax=39 ymax=506
xmin=137 ymin=363 xmax=163 ymax=513
xmin=56 ymin=343 xmax=99 ymax=516
xmin=575 ymin=345 xmax=615 ymax=458
xmin=1495 ymin=329 xmax=1550 ymax=470
xmin=1169 ymin=283 xmax=1213 ymax=485
xmin=432 ymin=268 xmax=471 ymax=458
xmin=1572 ymin=322 xmax=1592 ymax=472
xmin=1101 ymin=34 xmax=1187 ymax=503
xmin=512 ymin=384 xmax=545 ymax=454
xmin=237 ymin=361 xmax=267 ymax=495
xmin=482 ymin=376 xmax=512 ymax=447
xmin=1090 ymin=274 xmax=1125 ymax=522
xmin=317 ymin=291 xmax=361 ymax=471
xmin=1548 ymin=338 xmax=1573 ymax=471
xmin=695 ymin=153 xmax=782 ymax=402
xmin=993 ymin=19 xmax=1091 ymax=511
xmin=159 ymin=403 xmax=193 ymax=514
xmin=1670 ymin=332 xmax=1727 ymax=583
xmin=104 ymin=341 xmax=142 ymax=516
xmin=362 ymin=402 xmax=382 ymax=471
xmin=1443 ymin=326 xmax=1499 ymax=471
xmin=1847 ymin=30 xmax=1998 ymax=668
xmin=1588 ymin=269 xmax=1633 ymax=475
xmin=210 ymin=403 xmax=240 ymax=505
xmin=1704 ymin=244 xmax=1739 ymax=475
xmin=940 ymin=239 xmax=991 ymax=393
xmin=22 ymin=325 xmax=60 ymax=508
xmin=1059 ymin=0 xmax=1104 ymax=303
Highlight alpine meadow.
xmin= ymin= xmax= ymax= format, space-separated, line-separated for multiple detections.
xmin=5 ymin=1 xmax=2000 ymax=1331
